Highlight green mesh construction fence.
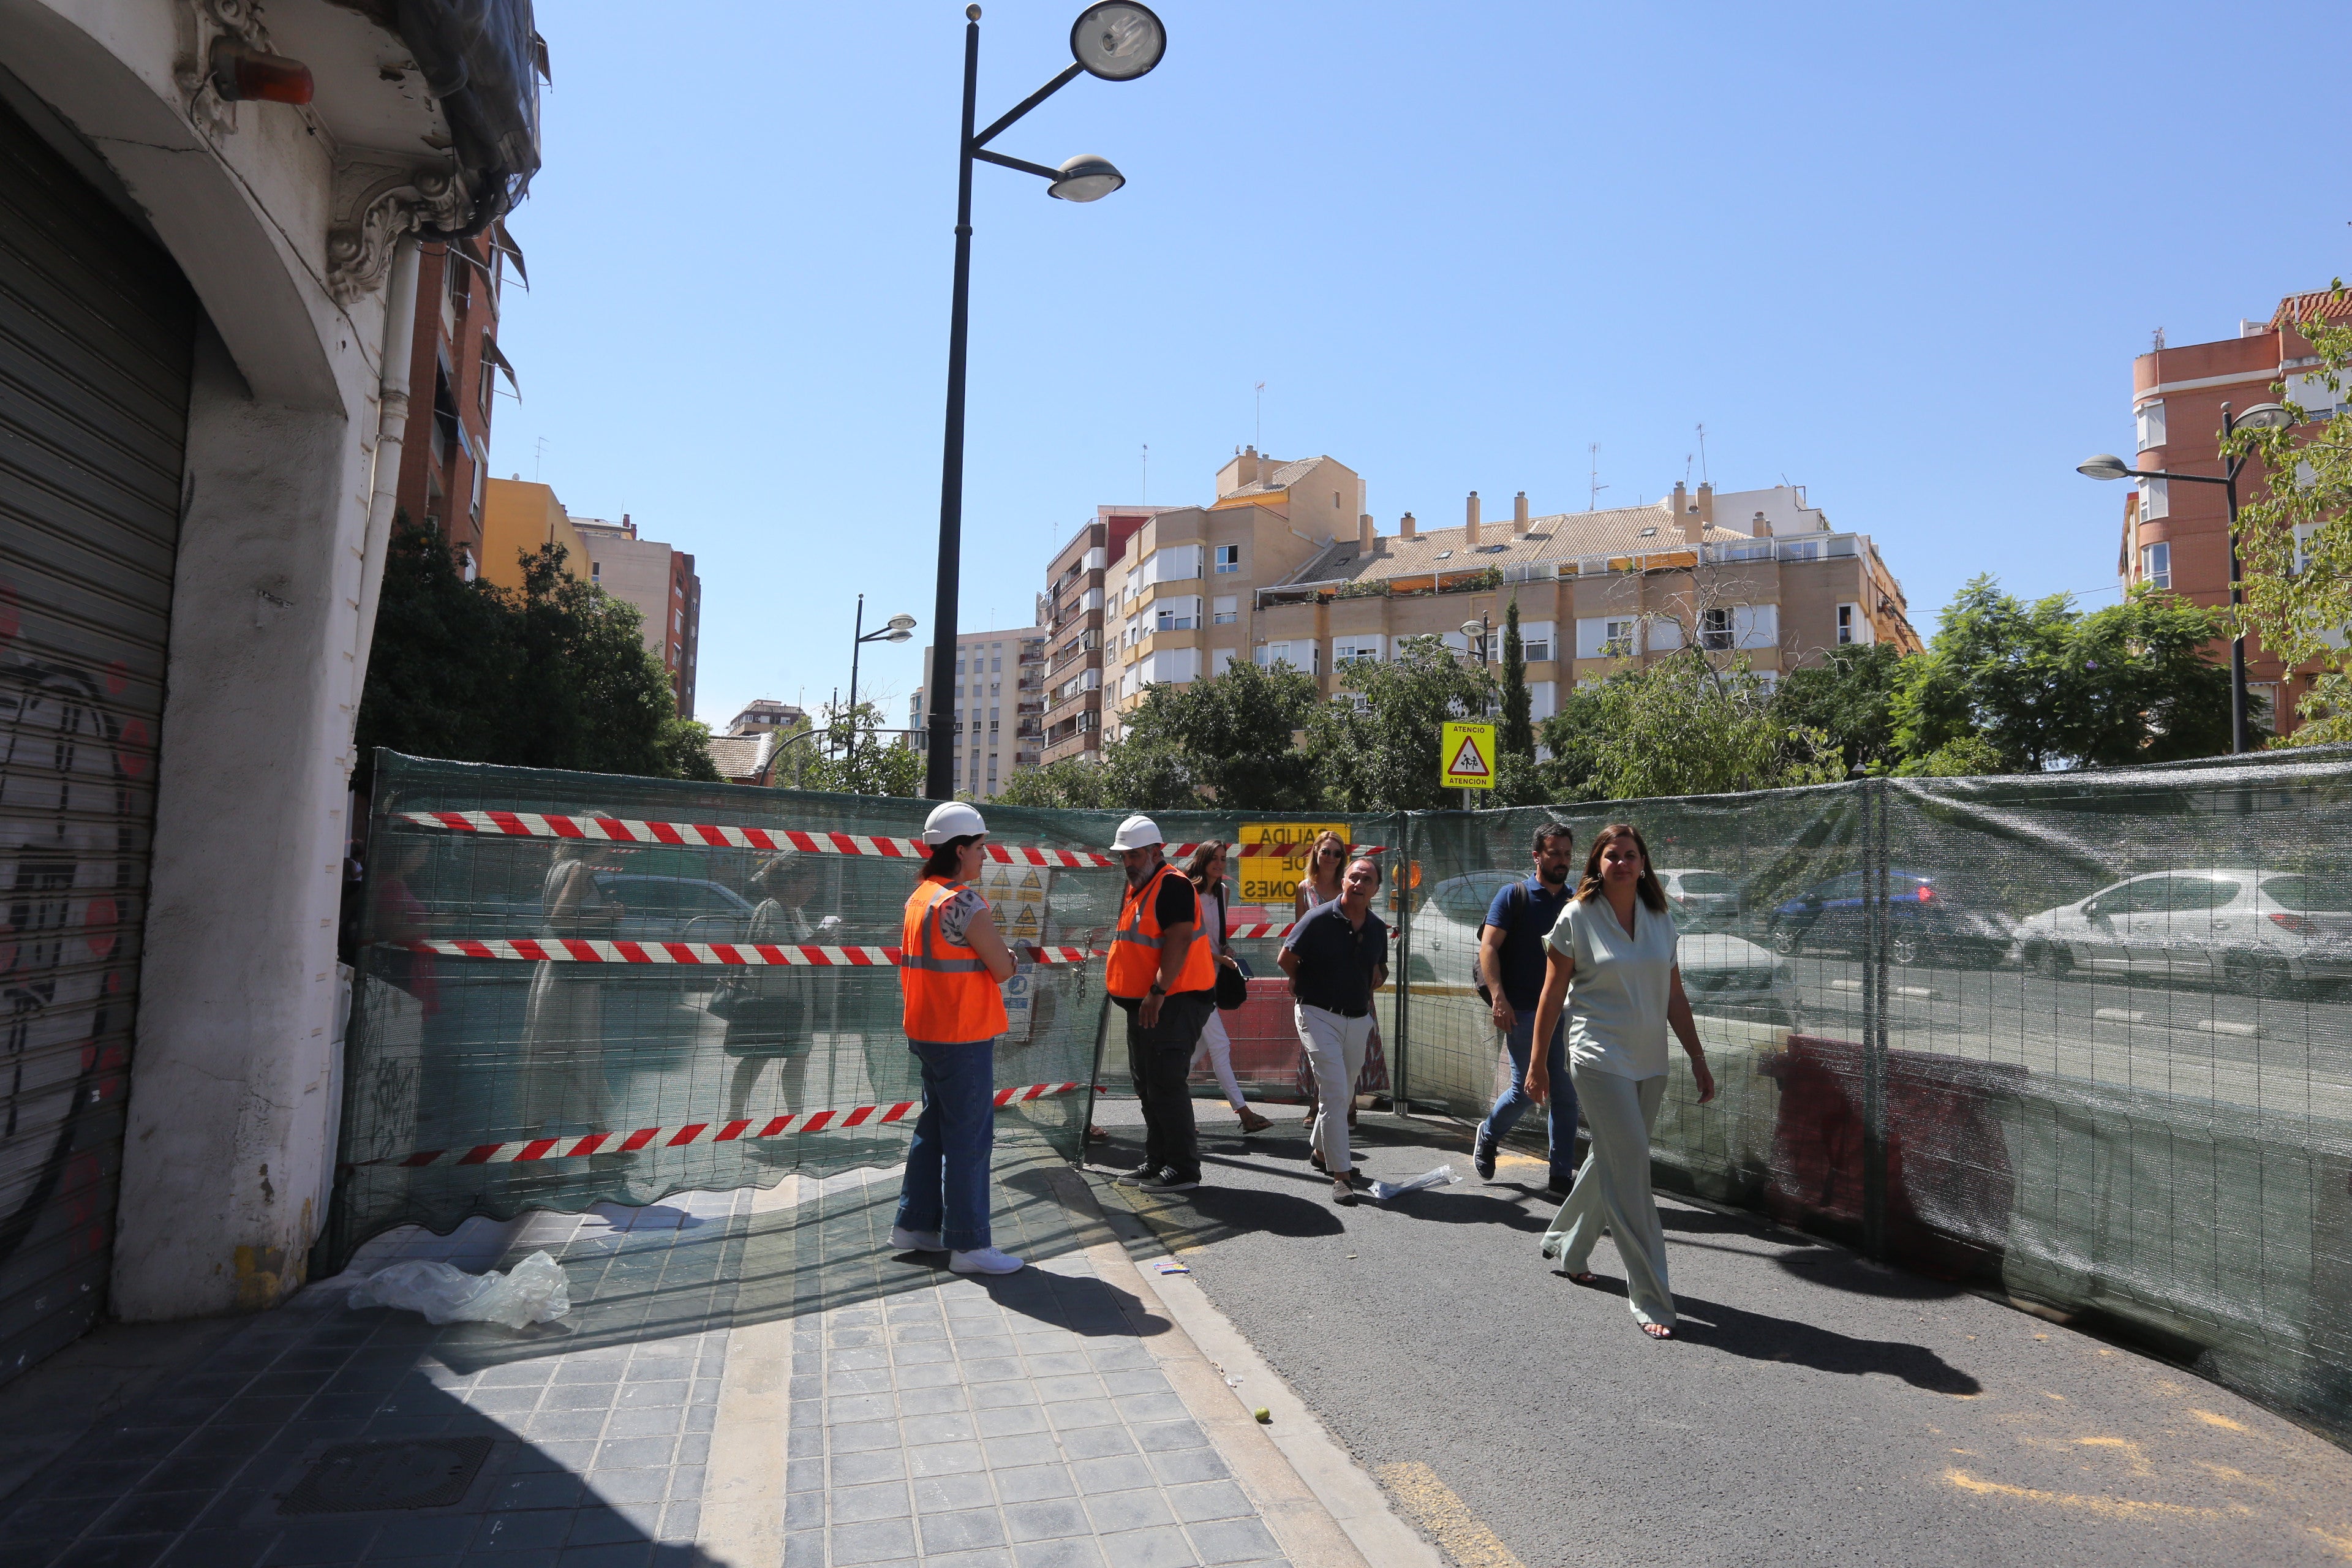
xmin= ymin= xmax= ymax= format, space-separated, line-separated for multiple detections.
xmin=330 ymin=748 xmax=2352 ymax=1445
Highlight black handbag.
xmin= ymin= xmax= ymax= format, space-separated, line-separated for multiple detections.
xmin=1215 ymin=962 xmax=1248 ymax=1012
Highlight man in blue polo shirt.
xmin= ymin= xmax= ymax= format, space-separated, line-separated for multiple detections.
xmin=1473 ymin=821 xmax=1578 ymax=1189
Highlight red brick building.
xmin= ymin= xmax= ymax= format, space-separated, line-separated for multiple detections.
xmin=391 ymin=230 xmax=518 ymax=573
xmin=2120 ymin=288 xmax=2352 ymax=734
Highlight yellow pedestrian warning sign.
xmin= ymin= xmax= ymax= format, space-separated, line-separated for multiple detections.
xmin=1440 ymin=721 xmax=1496 ymax=791
xmin=1020 ymin=867 xmax=1043 ymax=890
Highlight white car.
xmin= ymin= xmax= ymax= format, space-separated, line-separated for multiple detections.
xmin=1655 ymin=868 xmax=1743 ymax=932
xmin=1404 ymin=870 xmax=1798 ymax=1025
xmin=2011 ymin=869 xmax=2352 ymax=996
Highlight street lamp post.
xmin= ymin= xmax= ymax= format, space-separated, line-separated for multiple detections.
xmin=923 ymin=2 xmax=1167 ymax=800
xmin=1459 ymin=614 xmax=1491 ymax=667
xmin=845 ymin=593 xmax=916 ymax=789
xmin=2078 ymin=399 xmax=2294 ymax=755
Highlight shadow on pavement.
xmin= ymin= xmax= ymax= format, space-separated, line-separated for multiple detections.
xmin=1672 ymin=1294 xmax=1983 ymax=1395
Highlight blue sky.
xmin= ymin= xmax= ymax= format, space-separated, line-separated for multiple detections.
xmin=489 ymin=2 xmax=2347 ymax=730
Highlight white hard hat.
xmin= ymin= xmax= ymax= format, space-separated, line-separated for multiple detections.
xmin=1109 ymin=813 xmax=1163 ymax=851
xmin=921 ymin=801 xmax=989 ymax=845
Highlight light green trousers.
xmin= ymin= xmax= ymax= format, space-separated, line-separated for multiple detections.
xmin=1540 ymin=1066 xmax=1673 ymax=1328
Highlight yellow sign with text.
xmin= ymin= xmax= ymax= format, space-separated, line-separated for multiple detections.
xmin=1235 ymin=821 xmax=1349 ymax=907
xmin=1441 ymin=721 xmax=1496 ymax=790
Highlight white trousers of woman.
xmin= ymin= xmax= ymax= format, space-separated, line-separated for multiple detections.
xmin=1189 ymin=1006 xmax=1250 ymax=1113
xmin=1540 ymin=1066 xmax=1673 ymax=1328
xmin=1294 ymin=1005 xmax=1373 ymax=1174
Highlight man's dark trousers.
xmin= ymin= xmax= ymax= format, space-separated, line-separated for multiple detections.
xmin=1118 ymin=991 xmax=1212 ymax=1183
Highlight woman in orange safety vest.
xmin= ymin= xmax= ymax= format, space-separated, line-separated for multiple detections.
xmin=891 ymin=801 xmax=1023 ymax=1275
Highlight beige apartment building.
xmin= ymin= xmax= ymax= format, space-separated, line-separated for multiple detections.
xmin=1102 ymin=464 xmax=1917 ymax=736
xmin=1038 ymin=506 xmax=1182 ymax=763
xmin=1099 ymin=450 xmax=1365 ymax=735
xmin=911 ymin=626 xmax=1048 ymax=799
xmin=478 ymin=477 xmax=589 ymax=589
xmin=567 ymin=511 xmax=702 ymax=718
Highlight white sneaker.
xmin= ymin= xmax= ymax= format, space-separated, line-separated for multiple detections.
xmin=889 ymin=1226 xmax=944 ymax=1252
xmin=949 ymin=1246 xmax=1024 ymax=1275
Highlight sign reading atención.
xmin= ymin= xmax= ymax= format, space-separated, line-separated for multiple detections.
xmin=1439 ymin=721 xmax=1496 ymax=791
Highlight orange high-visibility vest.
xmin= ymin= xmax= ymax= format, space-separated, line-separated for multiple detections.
xmin=1106 ymin=862 xmax=1215 ymax=1000
xmin=900 ymin=876 xmax=1008 ymax=1043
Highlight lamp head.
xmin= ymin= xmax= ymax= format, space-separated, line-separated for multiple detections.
xmin=885 ymin=613 xmax=918 ymax=631
xmin=885 ymin=630 xmax=912 ymax=643
xmin=1069 ymin=1 xmax=1166 ymax=81
xmin=2077 ymin=454 xmax=2133 ymax=481
xmin=1048 ymin=154 xmax=1124 ymax=202
xmin=1461 ymin=620 xmax=1485 ymax=639
xmin=2234 ymin=402 xmax=2294 ymax=432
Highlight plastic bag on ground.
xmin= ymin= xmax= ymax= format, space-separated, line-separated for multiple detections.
xmin=1368 ymin=1164 xmax=1461 ymax=1202
xmin=347 ymin=1250 xmax=571 ymax=1329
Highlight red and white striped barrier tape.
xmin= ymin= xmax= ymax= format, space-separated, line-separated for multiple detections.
xmin=392 ymin=809 xmax=1381 ymax=867
xmin=372 ymin=1081 xmax=1093 ymax=1168
xmin=403 ymin=938 xmax=1094 ymax=967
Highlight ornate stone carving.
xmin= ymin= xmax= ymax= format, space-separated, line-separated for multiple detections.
xmin=176 ymin=0 xmax=277 ymax=138
xmin=326 ymin=161 xmax=469 ymax=304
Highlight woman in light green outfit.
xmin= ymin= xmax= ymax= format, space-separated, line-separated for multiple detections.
xmin=1527 ymin=822 xmax=1716 ymax=1338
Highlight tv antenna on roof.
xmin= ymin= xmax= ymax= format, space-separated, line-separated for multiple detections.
xmin=1588 ymin=443 xmax=1608 ymax=511
xmin=1254 ymin=380 xmax=1265 ymax=451
xmin=1696 ymin=423 xmax=1709 ymax=484
xmin=1142 ymin=442 xmax=1148 ymax=504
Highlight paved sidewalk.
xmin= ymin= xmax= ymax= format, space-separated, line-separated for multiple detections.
xmin=0 ymin=1123 xmax=1413 ymax=1568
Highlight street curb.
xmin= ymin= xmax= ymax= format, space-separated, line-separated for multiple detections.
xmin=698 ymin=1174 xmax=801 ymax=1563
xmin=1053 ymin=1167 xmax=1447 ymax=1568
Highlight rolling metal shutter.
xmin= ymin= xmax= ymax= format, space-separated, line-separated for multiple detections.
xmin=0 ymin=95 xmax=195 ymax=1381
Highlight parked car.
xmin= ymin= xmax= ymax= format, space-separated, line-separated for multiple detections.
xmin=1405 ymin=872 xmax=1798 ymax=1025
xmin=1762 ymin=869 xmax=2014 ymax=967
xmin=592 ymin=873 xmax=758 ymax=946
xmin=1655 ymin=868 xmax=1743 ymax=931
xmin=2010 ymin=869 xmax=2352 ymax=995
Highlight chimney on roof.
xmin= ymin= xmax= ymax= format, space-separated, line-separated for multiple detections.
xmin=1466 ymin=491 xmax=1480 ymax=547
xmin=1358 ymin=512 xmax=1374 ymax=554
xmin=1400 ymin=511 xmax=1417 ymax=539
xmin=1695 ymin=481 xmax=1714 ymax=526
xmin=1673 ymin=484 xmax=1702 ymax=545
xmin=1513 ymin=491 xmax=1529 ymax=535
xmin=1751 ymin=510 xmax=1768 ymax=538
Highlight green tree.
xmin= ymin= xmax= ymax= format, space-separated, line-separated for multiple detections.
xmin=1771 ymin=643 xmax=1906 ymax=775
xmin=1303 ymin=637 xmax=1497 ymax=811
xmin=355 ymin=517 xmax=718 ymax=788
xmin=1498 ymin=597 xmax=1534 ymax=763
xmin=1118 ymin=656 xmax=1321 ymax=809
xmin=2224 ymin=281 xmax=2352 ymax=744
xmin=771 ymin=700 xmax=922 ymax=796
xmin=1545 ymin=652 xmax=1840 ymax=800
xmin=1890 ymin=576 xmax=2231 ymax=772
xmin=990 ymin=737 xmax=1193 ymax=812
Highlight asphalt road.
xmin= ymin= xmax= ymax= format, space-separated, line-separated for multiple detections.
xmin=1090 ymin=1101 xmax=2352 ymax=1568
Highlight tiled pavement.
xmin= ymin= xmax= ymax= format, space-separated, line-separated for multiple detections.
xmin=0 ymin=1124 xmax=1357 ymax=1568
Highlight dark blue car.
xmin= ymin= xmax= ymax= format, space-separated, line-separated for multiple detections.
xmin=1763 ymin=870 xmax=2013 ymax=967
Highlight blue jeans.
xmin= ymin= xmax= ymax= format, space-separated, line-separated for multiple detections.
xmin=895 ymin=1039 xmax=997 ymax=1252
xmin=1478 ymin=1010 xmax=1578 ymax=1183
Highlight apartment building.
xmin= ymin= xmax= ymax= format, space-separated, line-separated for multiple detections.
xmin=1038 ymin=507 xmax=1176 ymax=763
xmin=392 ymin=232 xmax=519 ymax=575
xmin=1099 ymin=450 xmax=1365 ymax=737
xmin=567 ymin=512 xmax=702 ymax=717
xmin=478 ymin=477 xmax=589 ymax=589
xmin=2116 ymin=288 xmax=2352 ymax=736
xmin=911 ymin=627 xmax=1049 ymax=799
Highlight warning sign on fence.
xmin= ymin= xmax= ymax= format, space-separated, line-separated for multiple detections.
xmin=1439 ymin=721 xmax=1496 ymax=791
xmin=1236 ymin=821 xmax=1349 ymax=906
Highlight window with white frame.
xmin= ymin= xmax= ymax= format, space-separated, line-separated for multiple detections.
xmin=1732 ymin=603 xmax=1779 ymax=650
xmin=1212 ymin=647 xmax=1237 ymax=675
xmin=1700 ymin=608 xmax=1734 ymax=650
xmin=1575 ymin=616 xmax=1630 ymax=659
xmin=1143 ymin=544 xmax=1205 ymax=586
xmin=1838 ymin=603 xmax=1871 ymax=645
xmin=1335 ymin=637 xmax=1382 ymax=666
xmin=2286 ymin=372 xmax=2342 ymax=421
xmin=1213 ymin=544 xmax=1241 ymax=574
xmin=2141 ymin=540 xmax=2171 ymax=589
xmin=1645 ymin=615 xmax=1684 ymax=652
xmin=1257 ymin=641 xmax=1293 ymax=669
xmin=2294 ymin=522 xmax=2323 ymax=575
xmin=2139 ymin=475 xmax=2169 ymax=520
xmin=2136 ymin=400 xmax=2166 ymax=451
xmin=1518 ymin=620 xmax=1554 ymax=662
xmin=1212 ymin=595 xmax=1239 ymax=625
xmin=1529 ymin=680 xmax=1556 ymax=721
xmin=1601 ymin=619 xmax=1637 ymax=657
xmin=1155 ymin=595 xmax=1202 ymax=632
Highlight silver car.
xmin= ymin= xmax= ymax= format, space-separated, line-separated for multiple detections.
xmin=2011 ymin=868 xmax=2352 ymax=996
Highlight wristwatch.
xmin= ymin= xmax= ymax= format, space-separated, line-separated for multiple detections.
xmin=1148 ymin=982 xmax=1166 ymax=996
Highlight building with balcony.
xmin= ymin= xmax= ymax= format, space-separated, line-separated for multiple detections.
xmin=1037 ymin=507 xmax=1178 ymax=763
xmin=1099 ymin=450 xmax=1364 ymax=737
xmin=391 ymin=227 xmax=518 ymax=576
xmin=911 ymin=626 xmax=1048 ymax=799
xmin=2116 ymin=290 xmax=2352 ymax=737
xmin=567 ymin=513 xmax=701 ymax=718
xmin=1239 ymin=481 xmax=1917 ymax=722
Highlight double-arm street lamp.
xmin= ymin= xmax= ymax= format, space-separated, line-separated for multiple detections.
xmin=2078 ymin=399 xmax=2294 ymax=755
xmin=923 ymin=2 xmax=1167 ymax=799
xmin=845 ymin=592 xmax=916 ymax=764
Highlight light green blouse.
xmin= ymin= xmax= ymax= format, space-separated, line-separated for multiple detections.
xmin=1546 ymin=895 xmax=1679 ymax=1080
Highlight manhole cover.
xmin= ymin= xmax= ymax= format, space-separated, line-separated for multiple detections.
xmin=280 ymin=1437 xmax=494 ymax=1515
